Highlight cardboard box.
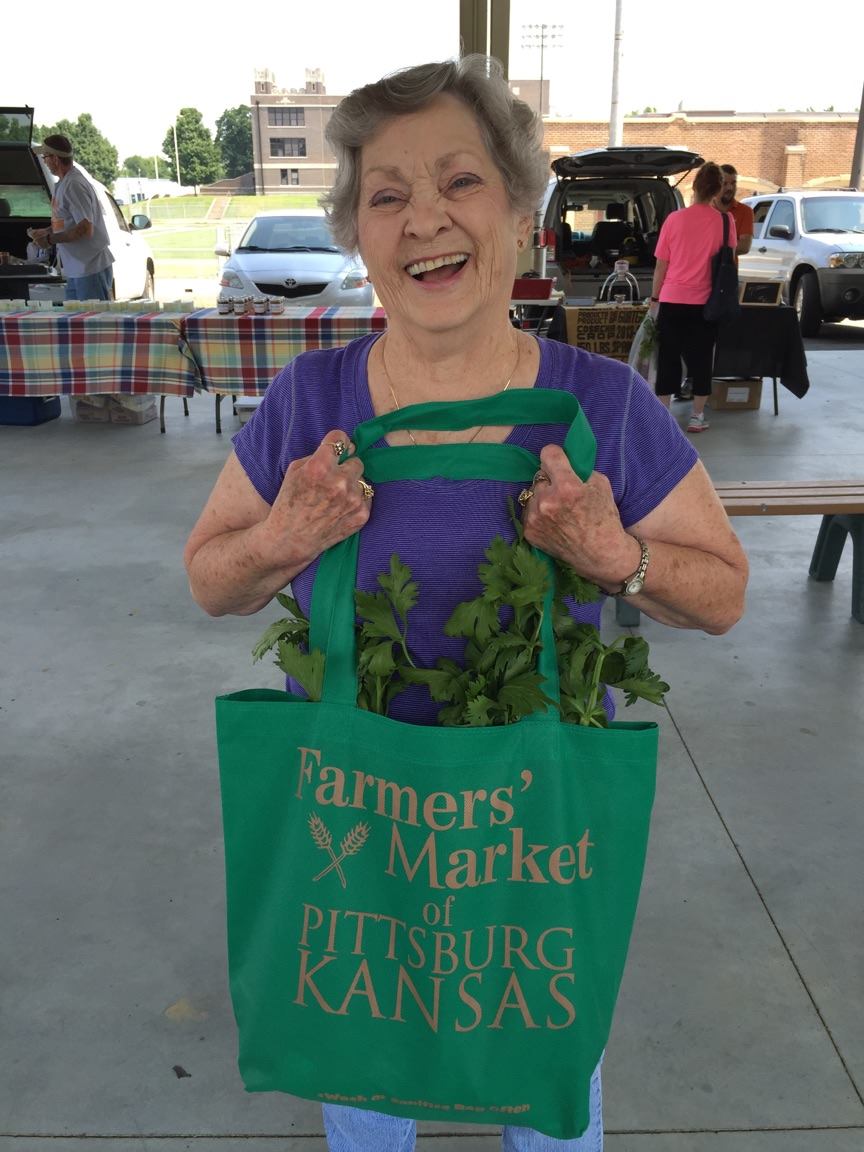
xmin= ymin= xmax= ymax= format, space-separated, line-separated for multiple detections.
xmin=709 ymin=378 xmax=763 ymax=411
xmin=108 ymin=395 xmax=157 ymax=425
xmin=70 ymin=396 xmax=111 ymax=423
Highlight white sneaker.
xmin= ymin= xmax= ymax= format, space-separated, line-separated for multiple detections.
xmin=687 ymin=412 xmax=709 ymax=433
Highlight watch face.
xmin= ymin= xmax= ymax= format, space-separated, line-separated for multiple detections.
xmin=624 ymin=576 xmax=644 ymax=596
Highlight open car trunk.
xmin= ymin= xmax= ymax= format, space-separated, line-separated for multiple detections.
xmin=0 ymin=106 xmax=63 ymax=299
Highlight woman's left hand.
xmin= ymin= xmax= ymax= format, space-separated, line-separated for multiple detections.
xmin=520 ymin=444 xmax=639 ymax=592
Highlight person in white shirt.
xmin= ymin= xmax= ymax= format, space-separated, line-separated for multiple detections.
xmin=29 ymin=134 xmax=114 ymax=300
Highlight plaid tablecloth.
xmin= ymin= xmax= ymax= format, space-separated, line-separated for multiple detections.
xmin=182 ymin=306 xmax=389 ymax=395
xmin=0 ymin=310 xmax=201 ymax=398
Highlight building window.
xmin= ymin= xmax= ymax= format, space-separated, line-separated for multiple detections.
xmin=269 ymin=108 xmax=305 ymax=127
xmin=279 ymin=169 xmax=301 ymax=186
xmin=270 ymin=137 xmax=307 ymax=158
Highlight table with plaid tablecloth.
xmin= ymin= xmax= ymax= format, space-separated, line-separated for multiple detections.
xmin=181 ymin=306 xmax=388 ymax=431
xmin=0 ymin=309 xmax=202 ymax=432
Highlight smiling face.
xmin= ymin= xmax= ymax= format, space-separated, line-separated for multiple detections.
xmin=356 ymin=93 xmax=531 ymax=338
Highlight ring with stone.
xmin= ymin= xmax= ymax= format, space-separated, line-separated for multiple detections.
xmin=517 ymin=486 xmax=534 ymax=507
xmin=357 ymin=479 xmax=374 ymax=501
xmin=331 ymin=439 xmax=346 ymax=458
xmin=532 ymin=469 xmax=551 ymax=486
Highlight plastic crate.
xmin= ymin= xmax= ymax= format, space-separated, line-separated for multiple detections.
xmin=0 ymin=396 xmax=61 ymax=426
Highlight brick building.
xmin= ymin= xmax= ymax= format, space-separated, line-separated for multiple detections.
xmin=248 ymin=69 xmax=860 ymax=196
xmin=543 ymin=110 xmax=860 ymax=195
xmin=250 ymin=69 xmax=339 ymax=193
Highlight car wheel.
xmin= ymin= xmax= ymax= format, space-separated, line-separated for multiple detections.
xmin=794 ymin=271 xmax=821 ymax=337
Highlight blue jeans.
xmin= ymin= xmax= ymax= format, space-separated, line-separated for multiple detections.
xmin=322 ymin=1057 xmax=603 ymax=1151
xmin=64 ymin=265 xmax=114 ymax=301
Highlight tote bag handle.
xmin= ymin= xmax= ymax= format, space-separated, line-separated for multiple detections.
xmin=311 ymin=389 xmax=597 ymax=715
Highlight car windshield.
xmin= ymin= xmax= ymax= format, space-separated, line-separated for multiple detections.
xmin=802 ymin=197 xmax=864 ymax=234
xmin=237 ymin=216 xmax=340 ymax=252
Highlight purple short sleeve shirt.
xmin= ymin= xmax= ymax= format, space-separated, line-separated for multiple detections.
xmin=233 ymin=335 xmax=697 ymax=724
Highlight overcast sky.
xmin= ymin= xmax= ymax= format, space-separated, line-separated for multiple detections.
xmin=6 ymin=0 xmax=861 ymax=161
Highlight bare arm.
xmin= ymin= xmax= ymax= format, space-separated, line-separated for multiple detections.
xmin=32 ymin=218 xmax=93 ymax=246
xmin=650 ymin=257 xmax=668 ymax=301
xmin=736 ymin=233 xmax=752 ymax=255
xmin=522 ymin=451 xmax=747 ymax=635
xmin=183 ymin=434 xmax=372 ymax=617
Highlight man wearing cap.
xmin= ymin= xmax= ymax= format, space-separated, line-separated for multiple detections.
xmin=30 ymin=134 xmax=114 ymax=300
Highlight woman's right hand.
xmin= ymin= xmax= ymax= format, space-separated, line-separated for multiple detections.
xmin=262 ymin=430 xmax=373 ymax=570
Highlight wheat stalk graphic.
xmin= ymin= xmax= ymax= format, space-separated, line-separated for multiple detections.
xmin=311 ymin=820 xmax=370 ymax=885
xmin=308 ymin=812 xmax=348 ymax=888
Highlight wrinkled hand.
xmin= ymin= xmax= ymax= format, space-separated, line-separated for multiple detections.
xmin=520 ymin=445 xmax=637 ymax=589
xmin=264 ymin=431 xmax=373 ymax=567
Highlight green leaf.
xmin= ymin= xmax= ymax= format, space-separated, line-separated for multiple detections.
xmin=616 ymin=673 xmax=670 ymax=708
xmin=275 ymin=591 xmax=305 ymax=617
xmin=276 ymin=641 xmax=325 ymax=701
xmin=364 ymin=641 xmax=398 ymax=678
xmin=444 ymin=596 xmax=499 ymax=644
xmin=464 ymin=695 xmax=496 ymax=727
xmin=377 ymin=554 xmax=419 ymax=626
xmin=355 ymin=589 xmax=402 ymax=642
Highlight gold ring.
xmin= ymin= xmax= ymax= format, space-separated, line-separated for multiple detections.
xmin=533 ymin=469 xmax=551 ymax=486
xmin=517 ymin=487 xmax=534 ymax=507
xmin=357 ymin=479 xmax=374 ymax=500
xmin=331 ymin=439 xmax=346 ymax=458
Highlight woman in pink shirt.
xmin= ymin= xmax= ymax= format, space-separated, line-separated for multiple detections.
xmin=649 ymin=162 xmax=736 ymax=433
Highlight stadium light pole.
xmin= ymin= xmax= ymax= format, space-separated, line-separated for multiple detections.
xmin=521 ymin=23 xmax=564 ymax=118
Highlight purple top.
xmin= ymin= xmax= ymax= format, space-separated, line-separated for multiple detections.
xmin=234 ymin=334 xmax=697 ymax=724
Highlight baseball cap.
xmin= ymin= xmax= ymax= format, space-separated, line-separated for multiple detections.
xmin=38 ymin=135 xmax=74 ymax=159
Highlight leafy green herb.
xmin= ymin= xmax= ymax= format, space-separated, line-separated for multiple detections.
xmin=252 ymin=508 xmax=669 ymax=727
xmin=252 ymin=591 xmax=325 ymax=701
xmin=252 ymin=556 xmax=418 ymax=715
xmin=354 ymin=554 xmax=419 ymax=715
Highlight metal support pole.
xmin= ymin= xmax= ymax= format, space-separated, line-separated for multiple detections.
xmin=609 ymin=0 xmax=625 ymax=146
xmin=850 ymin=79 xmax=864 ymax=189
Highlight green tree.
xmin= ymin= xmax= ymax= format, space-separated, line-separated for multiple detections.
xmin=215 ymin=105 xmax=253 ymax=178
xmin=122 ymin=155 xmax=158 ymax=179
xmin=161 ymin=108 xmax=222 ymax=188
xmin=36 ymin=113 xmax=118 ymax=185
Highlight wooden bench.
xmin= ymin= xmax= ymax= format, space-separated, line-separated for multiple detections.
xmin=616 ymin=480 xmax=864 ymax=627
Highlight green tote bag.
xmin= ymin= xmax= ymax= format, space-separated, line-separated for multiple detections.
xmin=215 ymin=389 xmax=658 ymax=1140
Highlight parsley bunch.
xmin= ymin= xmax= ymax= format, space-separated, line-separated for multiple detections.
xmin=253 ymin=507 xmax=669 ymax=727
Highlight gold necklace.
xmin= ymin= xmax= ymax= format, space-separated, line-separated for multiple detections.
xmin=380 ymin=337 xmax=520 ymax=446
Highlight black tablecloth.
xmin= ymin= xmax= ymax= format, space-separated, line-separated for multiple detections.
xmin=714 ymin=305 xmax=809 ymax=398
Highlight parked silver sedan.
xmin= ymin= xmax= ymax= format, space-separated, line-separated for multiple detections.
xmin=215 ymin=209 xmax=373 ymax=306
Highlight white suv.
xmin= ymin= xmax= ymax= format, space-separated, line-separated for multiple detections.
xmin=739 ymin=189 xmax=864 ymax=335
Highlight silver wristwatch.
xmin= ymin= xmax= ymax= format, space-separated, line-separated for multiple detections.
xmin=618 ymin=538 xmax=650 ymax=597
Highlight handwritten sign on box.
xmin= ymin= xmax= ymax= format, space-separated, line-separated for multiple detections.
xmin=564 ymin=306 xmax=648 ymax=362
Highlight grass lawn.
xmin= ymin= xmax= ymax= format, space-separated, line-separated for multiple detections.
xmin=130 ymin=192 xmax=327 ymax=282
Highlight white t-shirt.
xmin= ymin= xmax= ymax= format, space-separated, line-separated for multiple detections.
xmin=51 ymin=165 xmax=114 ymax=278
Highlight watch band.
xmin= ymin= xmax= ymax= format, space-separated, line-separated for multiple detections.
xmin=618 ymin=537 xmax=650 ymax=597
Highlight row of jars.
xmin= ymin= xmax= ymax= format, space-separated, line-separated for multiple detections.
xmin=217 ymin=295 xmax=286 ymax=315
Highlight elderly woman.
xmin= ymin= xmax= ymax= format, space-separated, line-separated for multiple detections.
xmin=185 ymin=56 xmax=747 ymax=1152
xmin=649 ymin=161 xmax=738 ymax=432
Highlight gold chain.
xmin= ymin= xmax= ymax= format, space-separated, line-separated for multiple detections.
xmin=380 ymin=336 xmax=520 ymax=446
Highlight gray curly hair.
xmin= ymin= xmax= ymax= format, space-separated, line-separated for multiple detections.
xmin=320 ymin=55 xmax=549 ymax=252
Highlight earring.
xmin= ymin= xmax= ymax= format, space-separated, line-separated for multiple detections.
xmin=517 ymin=239 xmax=524 ymax=250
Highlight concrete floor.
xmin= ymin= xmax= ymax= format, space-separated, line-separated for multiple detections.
xmin=2 ymin=324 xmax=863 ymax=1151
